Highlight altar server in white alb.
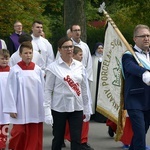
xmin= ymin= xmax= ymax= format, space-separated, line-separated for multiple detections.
xmin=0 ymin=49 xmax=10 ymax=150
xmin=44 ymin=37 xmax=91 ymax=150
xmin=31 ymin=20 xmax=55 ymax=73
xmin=3 ymin=41 xmax=45 ymax=150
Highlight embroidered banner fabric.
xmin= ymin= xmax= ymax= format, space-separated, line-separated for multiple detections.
xmin=96 ymin=22 xmax=127 ymax=124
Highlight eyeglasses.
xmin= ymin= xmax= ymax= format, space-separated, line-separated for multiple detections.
xmin=72 ymin=29 xmax=81 ymax=32
xmin=61 ymin=45 xmax=74 ymax=50
xmin=135 ymin=35 xmax=150 ymax=38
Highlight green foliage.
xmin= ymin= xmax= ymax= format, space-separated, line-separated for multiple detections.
xmin=87 ymin=25 xmax=106 ymax=52
xmin=108 ymin=1 xmax=150 ymax=44
xmin=50 ymin=25 xmax=66 ymax=56
xmin=42 ymin=0 xmax=64 ymax=51
xmin=86 ymin=0 xmax=105 ymax=21
xmin=43 ymin=0 xmax=63 ymax=15
xmin=0 ymin=0 xmax=150 ymax=51
xmin=0 ymin=0 xmax=49 ymax=39
xmin=110 ymin=6 xmax=135 ymax=44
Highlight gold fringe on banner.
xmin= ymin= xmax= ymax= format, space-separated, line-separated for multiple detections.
xmin=115 ymin=72 xmax=127 ymax=141
xmin=96 ymin=106 xmax=118 ymax=124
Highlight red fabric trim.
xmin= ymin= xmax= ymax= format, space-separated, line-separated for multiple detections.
xmin=17 ymin=61 xmax=35 ymax=70
xmin=0 ymin=66 xmax=10 ymax=72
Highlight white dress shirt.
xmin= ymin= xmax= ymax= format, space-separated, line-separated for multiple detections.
xmin=44 ymin=57 xmax=90 ymax=114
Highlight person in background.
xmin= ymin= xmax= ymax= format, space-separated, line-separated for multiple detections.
xmin=70 ymin=25 xmax=93 ymax=83
xmin=0 ymin=39 xmax=7 ymax=49
xmin=7 ymin=21 xmax=24 ymax=55
xmin=41 ymin=31 xmax=45 ymax=38
xmin=31 ymin=20 xmax=55 ymax=73
xmin=9 ymin=33 xmax=45 ymax=74
xmin=44 ymin=37 xmax=91 ymax=150
xmin=0 ymin=49 xmax=10 ymax=150
xmin=66 ymin=29 xmax=72 ymax=39
xmin=64 ymin=46 xmax=94 ymax=150
xmin=73 ymin=46 xmax=83 ymax=61
xmin=90 ymin=42 xmax=107 ymax=123
xmin=122 ymin=24 xmax=150 ymax=150
xmin=3 ymin=41 xmax=45 ymax=150
xmin=106 ymin=119 xmax=117 ymax=137
xmin=120 ymin=115 xmax=133 ymax=149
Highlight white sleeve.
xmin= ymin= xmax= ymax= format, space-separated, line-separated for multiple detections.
xmin=44 ymin=69 xmax=55 ymax=109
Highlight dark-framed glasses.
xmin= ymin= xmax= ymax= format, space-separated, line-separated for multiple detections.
xmin=61 ymin=45 xmax=74 ymax=50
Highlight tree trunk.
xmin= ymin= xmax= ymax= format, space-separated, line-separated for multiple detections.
xmin=64 ymin=0 xmax=87 ymax=42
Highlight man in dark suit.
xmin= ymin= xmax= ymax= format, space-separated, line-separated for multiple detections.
xmin=122 ymin=24 xmax=150 ymax=150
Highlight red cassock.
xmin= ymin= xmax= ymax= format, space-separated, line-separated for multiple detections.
xmin=120 ymin=117 xmax=133 ymax=145
xmin=9 ymin=123 xmax=43 ymax=150
xmin=106 ymin=118 xmax=133 ymax=145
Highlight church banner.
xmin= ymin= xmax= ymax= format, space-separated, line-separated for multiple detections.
xmin=96 ymin=22 xmax=127 ymax=124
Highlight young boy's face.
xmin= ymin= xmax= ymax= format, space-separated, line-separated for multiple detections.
xmin=73 ymin=51 xmax=83 ymax=62
xmin=20 ymin=48 xmax=33 ymax=64
xmin=0 ymin=55 xmax=9 ymax=67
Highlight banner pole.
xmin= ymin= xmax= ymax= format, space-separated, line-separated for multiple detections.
xmin=98 ymin=2 xmax=143 ymax=67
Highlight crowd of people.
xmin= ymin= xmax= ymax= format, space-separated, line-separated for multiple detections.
xmin=0 ymin=21 xmax=150 ymax=150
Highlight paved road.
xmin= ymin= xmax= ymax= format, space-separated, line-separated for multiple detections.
xmin=43 ymin=121 xmax=150 ymax=150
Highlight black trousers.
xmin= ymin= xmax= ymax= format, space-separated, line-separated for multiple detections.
xmin=128 ymin=109 xmax=150 ymax=150
xmin=51 ymin=110 xmax=83 ymax=150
